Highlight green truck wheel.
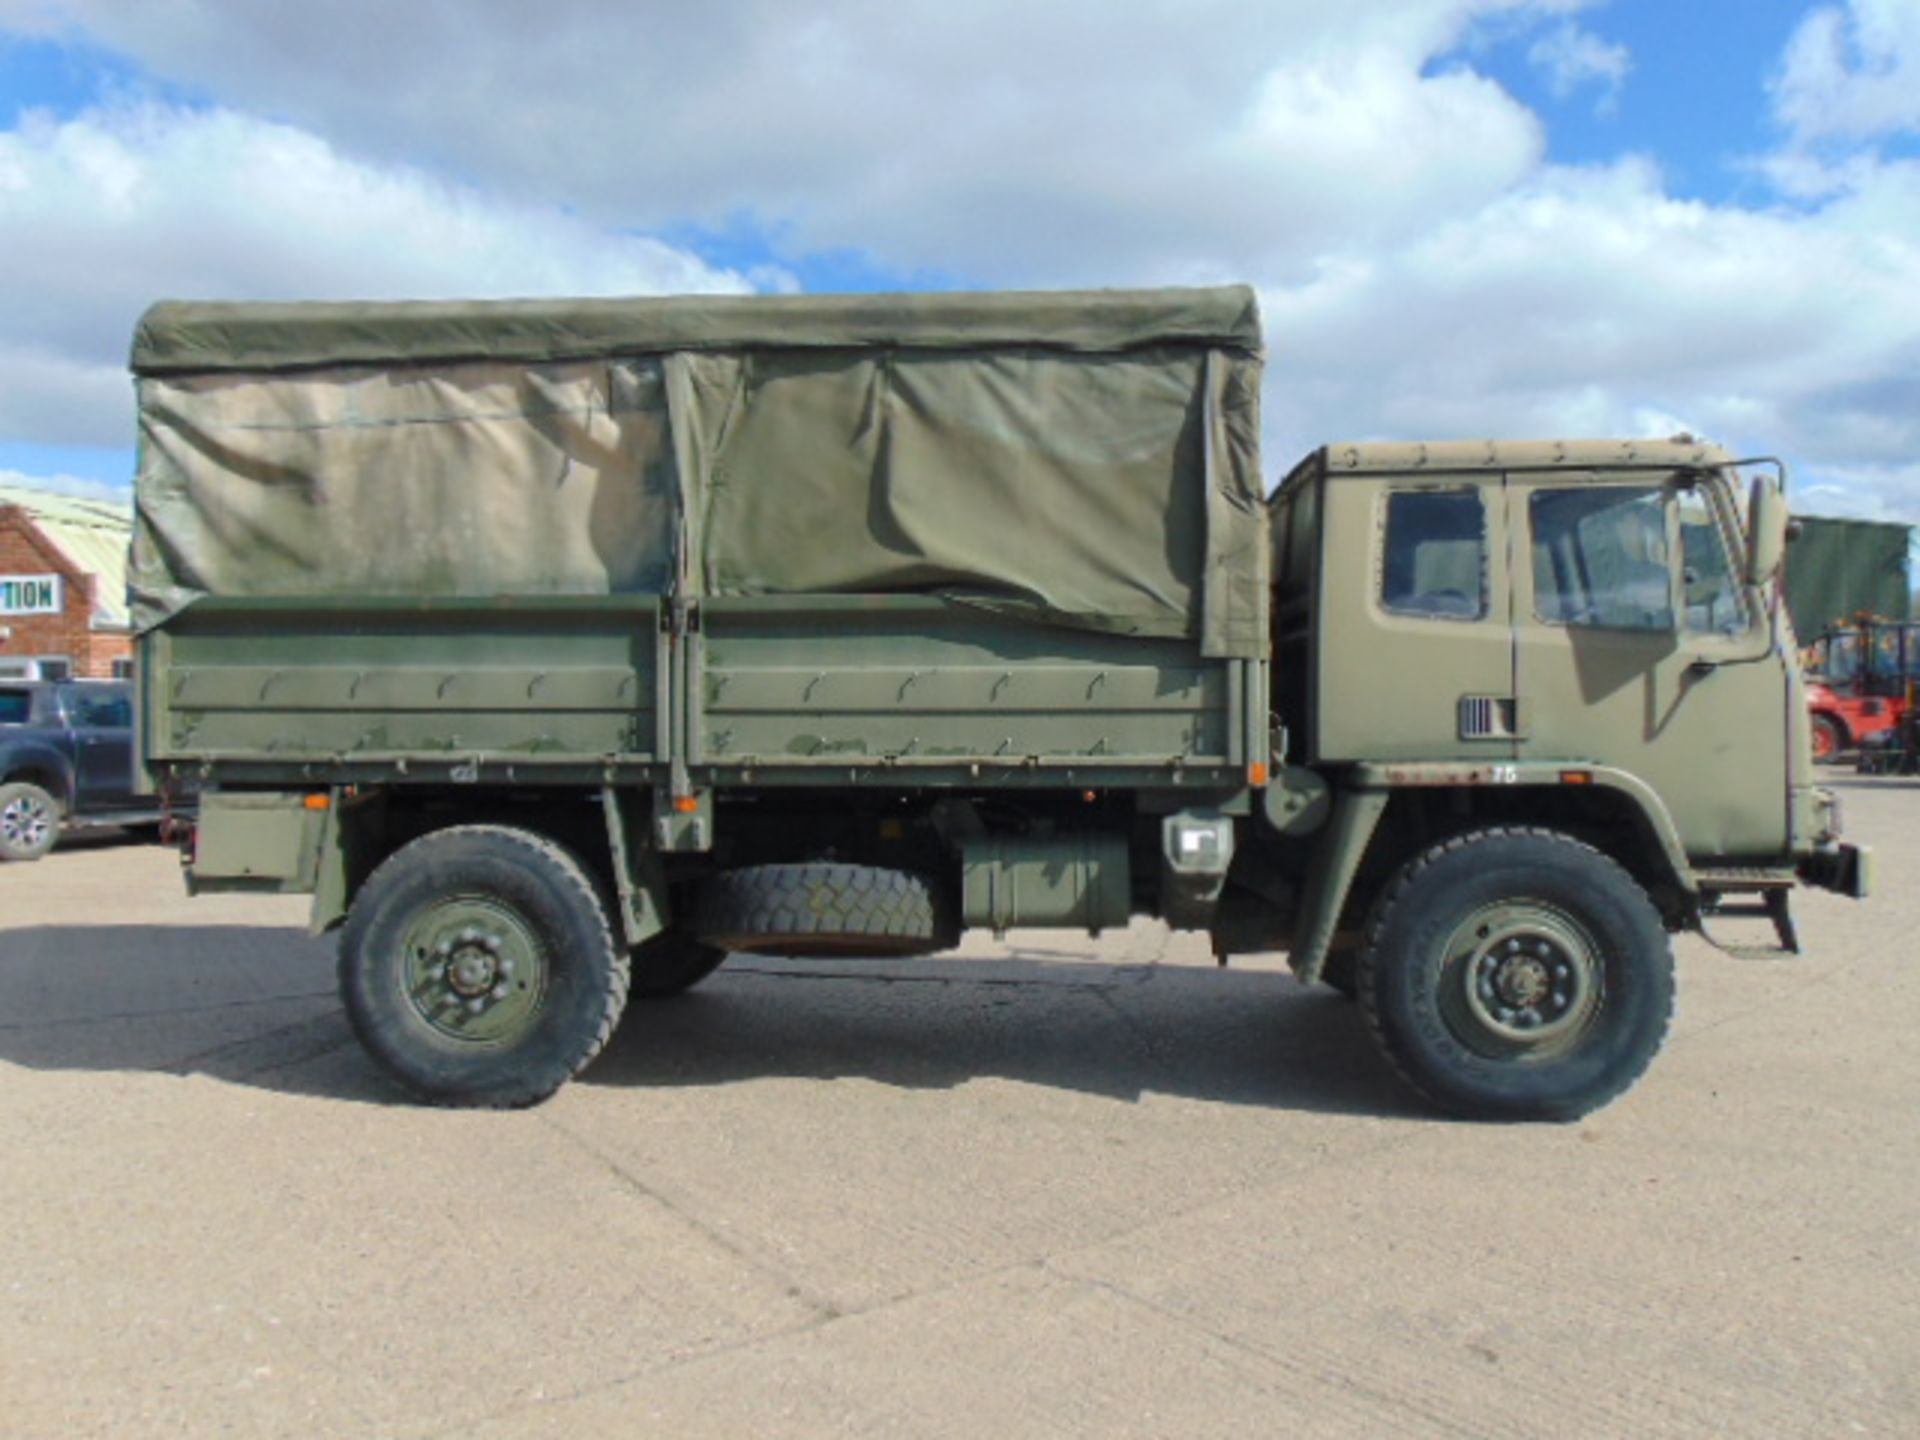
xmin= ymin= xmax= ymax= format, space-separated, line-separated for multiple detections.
xmin=1357 ymin=828 xmax=1675 ymax=1122
xmin=338 ymin=825 xmax=630 ymax=1107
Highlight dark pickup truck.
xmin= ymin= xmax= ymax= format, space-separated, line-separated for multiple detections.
xmin=0 ymin=680 xmax=163 ymax=862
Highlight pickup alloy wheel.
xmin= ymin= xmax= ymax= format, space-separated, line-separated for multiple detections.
xmin=338 ymin=825 xmax=630 ymax=1107
xmin=1358 ymin=827 xmax=1673 ymax=1122
xmin=0 ymin=781 xmax=59 ymax=863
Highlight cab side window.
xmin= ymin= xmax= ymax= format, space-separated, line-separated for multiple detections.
xmin=1530 ymin=487 xmax=1673 ymax=630
xmin=68 ymin=690 xmax=132 ymax=728
xmin=1678 ymin=488 xmax=1746 ymax=635
xmin=1380 ymin=489 xmax=1486 ymax=621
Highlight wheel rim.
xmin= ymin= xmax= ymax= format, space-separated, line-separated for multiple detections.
xmin=1 ymin=793 xmax=52 ymax=851
xmin=399 ymin=895 xmax=549 ymax=1044
xmin=1812 ymin=721 xmax=1837 ymax=759
xmin=1437 ymin=901 xmax=1604 ymax=1061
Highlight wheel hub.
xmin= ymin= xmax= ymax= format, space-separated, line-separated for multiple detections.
xmin=1491 ymin=950 xmax=1552 ymax=1011
xmin=402 ymin=901 xmax=542 ymax=1043
xmin=2 ymin=794 xmax=51 ymax=849
xmin=439 ymin=928 xmax=509 ymax=999
xmin=1448 ymin=907 xmax=1601 ymax=1055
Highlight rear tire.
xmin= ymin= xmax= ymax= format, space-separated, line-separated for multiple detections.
xmin=1358 ymin=828 xmax=1673 ymax=1122
xmin=339 ymin=825 xmax=629 ymax=1107
xmin=0 ymin=781 xmax=60 ymax=862
xmin=630 ymin=929 xmax=728 ymax=998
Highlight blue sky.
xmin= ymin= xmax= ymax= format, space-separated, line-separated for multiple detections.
xmin=1457 ymin=2 xmax=1815 ymax=189
xmin=1 ymin=1 xmax=1917 ymax=517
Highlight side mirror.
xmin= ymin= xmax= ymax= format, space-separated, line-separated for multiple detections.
xmin=1746 ymin=476 xmax=1789 ymax=586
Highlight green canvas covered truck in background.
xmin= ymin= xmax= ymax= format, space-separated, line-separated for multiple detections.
xmin=129 ymin=286 xmax=1867 ymax=1120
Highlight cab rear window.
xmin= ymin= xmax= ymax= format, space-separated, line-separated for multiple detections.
xmin=1380 ymin=489 xmax=1487 ymax=620
xmin=0 ymin=689 xmax=31 ymax=724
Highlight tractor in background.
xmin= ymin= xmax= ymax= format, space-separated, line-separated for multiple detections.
xmin=1804 ymin=618 xmax=1920 ymax=763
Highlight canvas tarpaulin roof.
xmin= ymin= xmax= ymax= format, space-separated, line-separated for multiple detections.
xmin=129 ymin=287 xmax=1267 ymax=656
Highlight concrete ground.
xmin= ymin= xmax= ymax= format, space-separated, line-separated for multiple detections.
xmin=0 ymin=781 xmax=1914 ymax=1439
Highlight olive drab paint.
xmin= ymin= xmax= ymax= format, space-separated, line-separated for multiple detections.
xmin=130 ymin=289 xmax=1869 ymax=1118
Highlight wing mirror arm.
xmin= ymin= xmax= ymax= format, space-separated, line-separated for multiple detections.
xmin=1688 ymin=459 xmax=1791 ymax=672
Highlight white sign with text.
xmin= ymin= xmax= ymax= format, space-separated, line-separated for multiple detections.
xmin=0 ymin=574 xmax=63 ymax=615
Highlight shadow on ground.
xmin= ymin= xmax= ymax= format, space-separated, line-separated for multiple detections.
xmin=0 ymin=923 xmax=1421 ymax=1120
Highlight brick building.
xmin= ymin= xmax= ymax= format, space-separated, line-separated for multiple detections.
xmin=0 ymin=483 xmax=133 ymax=680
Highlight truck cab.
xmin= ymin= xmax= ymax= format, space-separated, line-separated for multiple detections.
xmin=1269 ymin=438 xmax=1861 ymax=949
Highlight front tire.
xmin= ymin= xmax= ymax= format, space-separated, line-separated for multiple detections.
xmin=0 ymin=781 xmax=60 ymax=862
xmin=339 ymin=825 xmax=629 ymax=1107
xmin=1358 ymin=828 xmax=1673 ymax=1122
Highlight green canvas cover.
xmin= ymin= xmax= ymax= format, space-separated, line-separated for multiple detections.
xmin=1784 ymin=515 xmax=1912 ymax=639
xmin=129 ymin=287 xmax=1267 ymax=655
xmin=131 ymin=288 xmax=1260 ymax=372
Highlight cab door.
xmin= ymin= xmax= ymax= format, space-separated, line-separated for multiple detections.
xmin=1507 ymin=471 xmax=1789 ymax=859
xmin=64 ymin=685 xmax=136 ymax=811
xmin=1315 ymin=477 xmax=1515 ymax=763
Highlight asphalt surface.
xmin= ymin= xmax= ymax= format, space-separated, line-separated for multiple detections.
xmin=1 ymin=781 xmax=1915 ymax=1438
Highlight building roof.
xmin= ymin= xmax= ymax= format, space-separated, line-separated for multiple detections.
xmin=0 ymin=483 xmax=132 ymax=629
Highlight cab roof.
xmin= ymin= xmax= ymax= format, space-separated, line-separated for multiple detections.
xmin=1286 ymin=437 xmax=1738 ymax=486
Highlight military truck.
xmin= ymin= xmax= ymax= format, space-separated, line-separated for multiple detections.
xmin=128 ymin=286 xmax=1867 ymax=1120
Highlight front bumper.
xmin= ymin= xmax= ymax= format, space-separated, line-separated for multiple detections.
xmin=1800 ymin=842 xmax=1872 ymax=899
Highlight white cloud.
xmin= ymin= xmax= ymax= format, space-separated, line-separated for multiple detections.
xmin=1773 ymin=0 xmax=1920 ymax=145
xmin=0 ymin=466 xmax=127 ymax=503
xmin=0 ymin=0 xmax=1557 ymax=283
xmin=1260 ymin=153 xmax=1920 ymax=518
xmin=0 ymin=1 xmax=1917 ymax=523
xmin=1526 ymin=20 xmax=1631 ymax=113
xmin=0 ymin=102 xmax=750 ymax=446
